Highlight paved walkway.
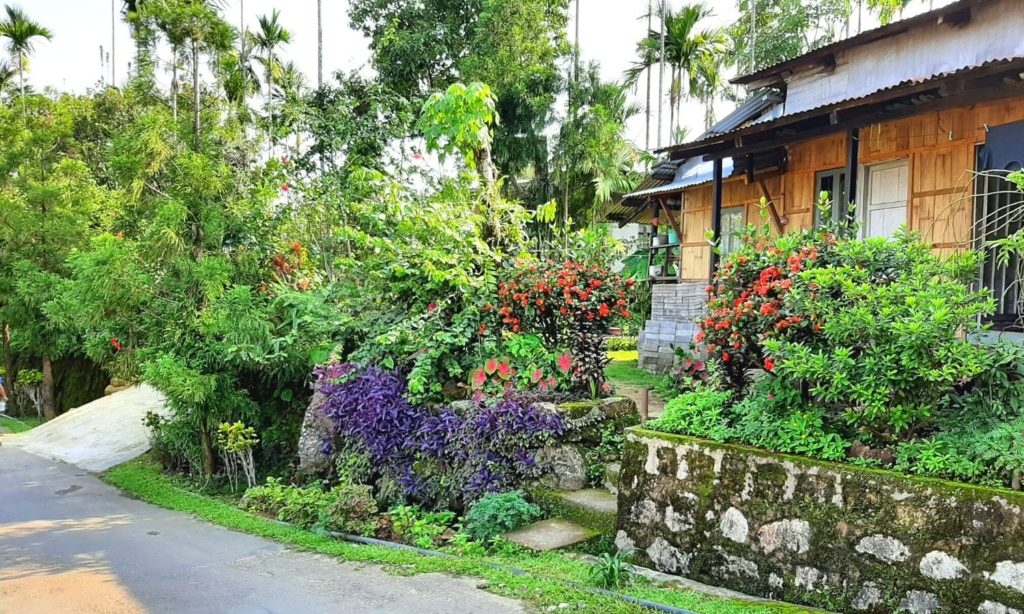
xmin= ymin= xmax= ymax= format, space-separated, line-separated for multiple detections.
xmin=0 ymin=447 xmax=525 ymax=614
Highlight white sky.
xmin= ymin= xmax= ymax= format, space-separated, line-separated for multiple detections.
xmin=20 ymin=0 xmax=949 ymax=150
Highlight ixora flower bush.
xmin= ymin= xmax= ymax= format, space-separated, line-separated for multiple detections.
xmin=492 ymin=259 xmax=632 ymax=396
xmin=313 ymin=361 xmax=565 ymax=509
xmin=652 ymin=210 xmax=1024 ymax=487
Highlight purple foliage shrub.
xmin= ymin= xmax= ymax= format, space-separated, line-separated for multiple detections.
xmin=313 ymin=362 xmax=565 ymax=507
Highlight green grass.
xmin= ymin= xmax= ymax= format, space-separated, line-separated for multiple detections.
xmin=605 ymin=351 xmax=669 ymax=391
xmin=0 ymin=415 xmax=44 ymax=434
xmin=102 ymin=456 xmax=815 ymax=614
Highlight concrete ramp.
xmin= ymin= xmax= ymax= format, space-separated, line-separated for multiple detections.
xmin=4 ymin=384 xmax=169 ymax=471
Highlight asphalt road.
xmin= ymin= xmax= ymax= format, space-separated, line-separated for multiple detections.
xmin=0 ymin=447 xmax=526 ymax=614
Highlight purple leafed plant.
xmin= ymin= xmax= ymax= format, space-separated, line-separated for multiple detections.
xmin=313 ymin=362 xmax=565 ymax=507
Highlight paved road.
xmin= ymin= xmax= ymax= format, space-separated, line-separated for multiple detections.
xmin=0 ymin=447 xmax=526 ymax=614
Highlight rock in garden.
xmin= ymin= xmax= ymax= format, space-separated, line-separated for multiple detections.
xmin=536 ymin=445 xmax=587 ymax=491
xmin=297 ymin=391 xmax=334 ymax=474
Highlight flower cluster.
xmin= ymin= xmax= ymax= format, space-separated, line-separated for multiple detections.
xmin=700 ymin=229 xmax=839 ymax=390
xmin=495 ymin=259 xmax=632 ymax=343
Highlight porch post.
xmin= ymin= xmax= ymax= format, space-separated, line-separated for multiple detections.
xmin=709 ymin=158 xmax=724 ymax=279
xmin=844 ymin=127 xmax=860 ymax=221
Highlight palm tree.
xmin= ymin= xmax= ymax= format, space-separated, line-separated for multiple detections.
xmin=251 ymin=9 xmax=291 ymax=152
xmin=0 ymin=5 xmax=52 ymax=104
xmin=689 ymin=52 xmax=733 ymax=131
xmin=0 ymin=60 xmax=15 ymax=100
xmin=222 ymin=31 xmax=259 ymax=118
xmin=625 ymin=3 xmax=727 ymax=140
xmin=316 ymin=0 xmax=323 ymax=89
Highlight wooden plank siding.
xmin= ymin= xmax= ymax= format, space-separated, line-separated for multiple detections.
xmin=672 ymin=96 xmax=1024 ymax=281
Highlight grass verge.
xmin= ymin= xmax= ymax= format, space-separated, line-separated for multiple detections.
xmin=0 ymin=415 xmax=44 ymax=434
xmin=103 ymin=456 xmax=815 ymax=614
xmin=606 ymin=352 xmax=670 ymax=392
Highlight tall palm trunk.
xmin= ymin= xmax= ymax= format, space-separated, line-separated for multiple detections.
xmin=41 ymin=354 xmax=55 ymax=420
xmin=18 ymin=50 xmax=25 ymax=116
xmin=645 ymin=0 xmax=652 ymax=150
xmin=192 ymin=39 xmax=200 ymax=143
xmin=668 ymin=66 xmax=676 ymax=141
xmin=316 ymin=0 xmax=323 ymax=88
xmin=171 ymin=44 xmax=179 ymax=121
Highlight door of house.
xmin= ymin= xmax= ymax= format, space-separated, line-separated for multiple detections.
xmin=862 ymin=159 xmax=909 ymax=238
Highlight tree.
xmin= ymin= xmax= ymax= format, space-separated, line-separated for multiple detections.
xmin=867 ymin=0 xmax=913 ymax=24
xmin=251 ymin=9 xmax=291 ymax=152
xmin=730 ymin=0 xmax=849 ymax=73
xmin=689 ymin=52 xmax=733 ymax=130
xmin=626 ymin=4 xmax=727 ymax=137
xmin=553 ymin=66 xmax=644 ymax=223
xmin=0 ymin=5 xmax=52 ymax=107
xmin=0 ymin=97 xmax=113 ymax=419
xmin=349 ymin=0 xmax=570 ymax=204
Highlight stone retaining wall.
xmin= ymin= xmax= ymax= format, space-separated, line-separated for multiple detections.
xmin=616 ymin=428 xmax=1024 ymax=613
xmin=638 ymin=282 xmax=705 ymax=372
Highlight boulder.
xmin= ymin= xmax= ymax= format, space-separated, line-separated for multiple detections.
xmin=297 ymin=391 xmax=334 ymax=474
xmin=536 ymin=444 xmax=587 ymax=491
xmin=104 ymin=378 xmax=134 ymax=396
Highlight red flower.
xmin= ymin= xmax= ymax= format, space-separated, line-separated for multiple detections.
xmin=722 ymin=352 xmax=731 ymax=362
xmin=110 ymin=338 xmax=122 ymax=351
xmin=598 ymin=303 xmax=610 ymax=317
xmin=764 ymin=357 xmax=775 ymax=371
xmin=478 ymin=324 xmax=487 ymax=336
xmin=428 ymin=302 xmax=437 ymax=313
xmin=280 ymin=183 xmax=290 ymax=192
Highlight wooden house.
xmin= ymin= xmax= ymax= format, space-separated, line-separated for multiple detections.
xmin=612 ymin=0 xmax=1024 ymax=371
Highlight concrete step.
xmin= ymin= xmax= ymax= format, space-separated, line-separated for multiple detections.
xmin=533 ymin=487 xmax=618 ymax=534
xmin=503 ymin=518 xmax=597 ymax=552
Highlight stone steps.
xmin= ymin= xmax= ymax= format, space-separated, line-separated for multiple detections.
xmin=533 ymin=487 xmax=618 ymax=535
xmin=503 ymin=518 xmax=598 ymax=551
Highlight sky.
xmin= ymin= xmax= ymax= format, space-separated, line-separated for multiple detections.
xmin=21 ymin=0 xmax=949 ymax=151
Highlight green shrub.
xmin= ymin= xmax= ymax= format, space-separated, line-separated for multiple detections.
xmin=462 ymin=491 xmax=541 ymax=543
xmin=605 ymin=336 xmax=637 ymax=352
xmin=318 ymin=483 xmax=378 ymax=535
xmin=241 ymin=478 xmax=378 ymax=534
xmin=388 ymin=505 xmax=456 ymax=549
xmin=765 ymin=233 xmax=992 ymax=444
xmin=647 ymin=389 xmax=733 ymax=440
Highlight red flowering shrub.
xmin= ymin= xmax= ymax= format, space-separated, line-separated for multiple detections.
xmin=495 ymin=260 xmax=631 ymax=395
xmin=701 ymin=226 xmax=842 ymax=391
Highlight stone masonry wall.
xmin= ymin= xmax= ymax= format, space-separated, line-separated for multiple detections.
xmin=638 ymin=283 xmax=706 ymax=372
xmin=617 ymin=428 xmax=1024 ymax=613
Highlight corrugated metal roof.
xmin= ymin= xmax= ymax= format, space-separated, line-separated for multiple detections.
xmin=659 ymin=55 xmax=1024 ymax=157
xmin=624 ymin=157 xmax=735 ymax=201
xmin=732 ymin=0 xmax=983 ymax=86
xmin=702 ymin=90 xmax=784 ymax=137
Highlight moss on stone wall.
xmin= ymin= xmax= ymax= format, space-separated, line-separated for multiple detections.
xmin=617 ymin=428 xmax=1024 ymax=613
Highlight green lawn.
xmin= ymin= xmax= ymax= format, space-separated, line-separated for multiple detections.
xmin=0 ymin=415 xmax=44 ymax=434
xmin=103 ymin=456 xmax=815 ymax=614
xmin=605 ymin=351 xmax=670 ymax=391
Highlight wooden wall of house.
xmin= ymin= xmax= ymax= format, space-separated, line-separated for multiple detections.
xmin=673 ymin=95 xmax=1024 ymax=281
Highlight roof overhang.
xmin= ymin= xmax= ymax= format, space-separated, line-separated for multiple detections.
xmin=661 ymin=56 xmax=1024 ymax=162
xmin=731 ymin=0 xmax=984 ymax=90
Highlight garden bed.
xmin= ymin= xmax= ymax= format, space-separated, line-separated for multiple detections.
xmin=617 ymin=427 xmax=1024 ymax=613
xmin=102 ymin=455 xmax=818 ymax=614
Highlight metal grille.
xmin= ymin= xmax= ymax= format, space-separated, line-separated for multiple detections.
xmin=975 ymin=160 xmax=1024 ymax=329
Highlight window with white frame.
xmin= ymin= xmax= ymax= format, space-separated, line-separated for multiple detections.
xmin=861 ymin=159 xmax=909 ymax=238
xmin=719 ymin=207 xmax=746 ymax=258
